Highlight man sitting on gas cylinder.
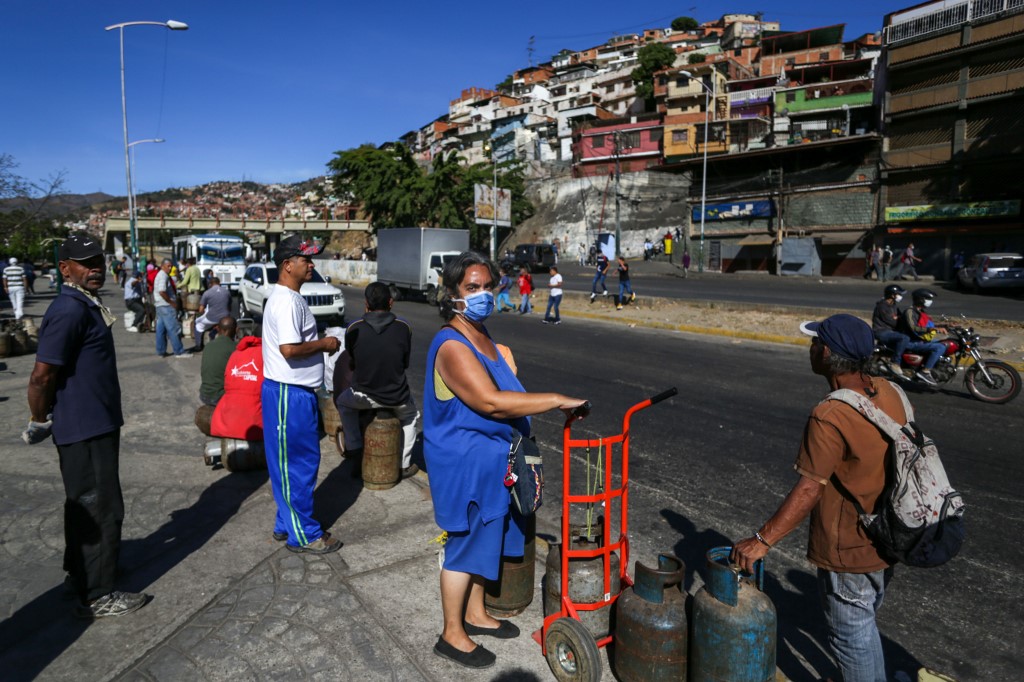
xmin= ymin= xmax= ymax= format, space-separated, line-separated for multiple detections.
xmin=199 ymin=317 xmax=238 ymax=407
xmin=193 ymin=277 xmax=232 ymax=351
xmin=210 ymin=333 xmax=264 ymax=443
xmin=336 ymin=282 xmax=421 ymax=478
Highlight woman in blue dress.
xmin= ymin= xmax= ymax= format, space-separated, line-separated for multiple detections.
xmin=424 ymin=251 xmax=587 ymax=669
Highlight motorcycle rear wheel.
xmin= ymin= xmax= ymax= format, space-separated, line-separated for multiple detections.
xmin=965 ymin=360 xmax=1021 ymax=404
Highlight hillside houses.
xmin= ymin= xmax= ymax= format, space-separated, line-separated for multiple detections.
xmin=405 ymin=3 xmax=1023 ymax=276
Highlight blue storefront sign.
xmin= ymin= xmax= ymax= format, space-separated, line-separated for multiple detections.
xmin=693 ymin=200 xmax=774 ymax=222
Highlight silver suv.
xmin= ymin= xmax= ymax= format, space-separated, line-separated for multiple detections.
xmin=238 ymin=263 xmax=345 ymax=322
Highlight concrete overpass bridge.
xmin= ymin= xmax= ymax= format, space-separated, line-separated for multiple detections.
xmin=103 ymin=216 xmax=371 ymax=256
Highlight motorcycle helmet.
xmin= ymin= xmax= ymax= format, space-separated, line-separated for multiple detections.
xmin=884 ymin=284 xmax=906 ymax=300
xmin=912 ymin=288 xmax=936 ymax=307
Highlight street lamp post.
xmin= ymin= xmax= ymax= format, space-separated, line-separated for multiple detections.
xmin=681 ymin=69 xmax=715 ymax=273
xmin=105 ymin=19 xmax=188 ymax=266
xmin=128 ymin=138 xmax=165 ymax=258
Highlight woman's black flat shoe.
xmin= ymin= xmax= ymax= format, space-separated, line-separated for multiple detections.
xmin=463 ymin=619 xmax=521 ymax=639
xmin=433 ymin=636 xmax=496 ymax=669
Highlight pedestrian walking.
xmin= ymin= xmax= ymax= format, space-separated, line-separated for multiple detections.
xmin=896 ymin=243 xmax=922 ymax=281
xmin=543 ymin=265 xmax=563 ymax=324
xmin=881 ymin=246 xmax=894 ymax=282
xmin=261 ymin=235 xmax=342 ymax=553
xmin=3 ymin=256 xmax=28 ymax=320
xmin=682 ymin=249 xmax=691 ymax=277
xmin=615 ymin=256 xmax=634 ymax=310
xmin=24 ymin=233 xmax=150 ymax=619
xmin=577 ymin=242 xmax=586 ymax=267
xmin=589 ymin=251 xmax=609 ymax=302
xmin=517 ymin=265 xmax=533 ymax=314
xmin=495 ymin=267 xmax=516 ymax=312
xmin=732 ymin=314 xmax=915 ymax=682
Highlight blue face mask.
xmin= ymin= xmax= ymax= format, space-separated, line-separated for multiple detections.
xmin=454 ymin=290 xmax=495 ymax=322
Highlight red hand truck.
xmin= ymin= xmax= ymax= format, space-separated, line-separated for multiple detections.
xmin=535 ymin=388 xmax=678 ymax=682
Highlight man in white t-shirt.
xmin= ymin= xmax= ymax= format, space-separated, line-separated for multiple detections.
xmin=261 ymin=234 xmax=341 ymax=554
xmin=543 ymin=265 xmax=563 ymax=325
xmin=153 ymin=259 xmax=186 ymax=357
xmin=4 ymin=257 xmax=28 ymax=320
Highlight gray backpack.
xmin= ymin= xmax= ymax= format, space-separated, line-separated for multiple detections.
xmin=827 ymin=382 xmax=965 ymax=568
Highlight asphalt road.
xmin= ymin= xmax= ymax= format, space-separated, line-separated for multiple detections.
xmin=551 ymin=262 xmax=1024 ymax=322
xmin=389 ymin=296 xmax=1023 ymax=682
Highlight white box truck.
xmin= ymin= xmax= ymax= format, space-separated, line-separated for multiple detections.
xmin=376 ymin=228 xmax=468 ymax=303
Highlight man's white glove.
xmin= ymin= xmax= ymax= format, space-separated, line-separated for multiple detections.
xmin=22 ymin=417 xmax=53 ymax=445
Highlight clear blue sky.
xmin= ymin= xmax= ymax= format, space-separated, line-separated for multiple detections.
xmin=3 ymin=1 xmax=898 ymax=197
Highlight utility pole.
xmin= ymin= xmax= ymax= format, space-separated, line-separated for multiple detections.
xmin=613 ymin=130 xmax=621 ymax=256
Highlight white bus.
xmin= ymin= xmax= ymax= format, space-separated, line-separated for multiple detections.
xmin=172 ymin=234 xmax=249 ymax=292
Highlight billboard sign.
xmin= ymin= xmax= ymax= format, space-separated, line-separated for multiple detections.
xmin=693 ymin=199 xmax=774 ymax=222
xmin=474 ymin=183 xmax=512 ymax=227
xmin=884 ymin=200 xmax=1021 ymax=223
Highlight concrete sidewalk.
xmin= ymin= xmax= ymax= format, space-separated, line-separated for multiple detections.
xmin=0 ymin=289 xmax=567 ymax=681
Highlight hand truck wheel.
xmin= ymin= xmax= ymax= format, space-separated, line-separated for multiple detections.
xmin=544 ymin=617 xmax=602 ymax=682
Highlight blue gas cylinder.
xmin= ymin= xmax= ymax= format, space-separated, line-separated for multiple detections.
xmin=690 ymin=546 xmax=776 ymax=682
xmin=613 ymin=554 xmax=688 ymax=681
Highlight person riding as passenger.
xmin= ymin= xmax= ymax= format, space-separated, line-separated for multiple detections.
xmin=898 ymin=288 xmax=948 ymax=387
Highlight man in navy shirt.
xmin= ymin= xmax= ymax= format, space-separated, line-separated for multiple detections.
xmin=24 ymin=233 xmax=149 ymax=619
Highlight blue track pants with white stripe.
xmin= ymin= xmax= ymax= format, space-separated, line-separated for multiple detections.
xmin=261 ymin=378 xmax=323 ymax=547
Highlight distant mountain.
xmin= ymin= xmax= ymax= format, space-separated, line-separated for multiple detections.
xmin=0 ymin=191 xmax=117 ymax=216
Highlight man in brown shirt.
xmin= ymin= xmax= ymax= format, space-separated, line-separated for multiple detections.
xmin=733 ymin=313 xmax=910 ymax=682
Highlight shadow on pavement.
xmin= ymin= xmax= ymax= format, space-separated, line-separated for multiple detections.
xmin=0 ymin=469 xmax=267 ymax=681
xmin=660 ymin=508 xmax=731 ymax=593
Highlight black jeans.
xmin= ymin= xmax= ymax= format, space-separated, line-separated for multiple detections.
xmin=57 ymin=430 xmax=124 ymax=603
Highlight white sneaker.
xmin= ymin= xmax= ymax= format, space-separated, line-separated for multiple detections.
xmin=126 ymin=327 xmax=139 ymax=333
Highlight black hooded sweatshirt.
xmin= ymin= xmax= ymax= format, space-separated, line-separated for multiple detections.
xmin=342 ymin=311 xmax=412 ymax=405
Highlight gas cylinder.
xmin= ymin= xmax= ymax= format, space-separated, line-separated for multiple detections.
xmin=690 ymin=547 xmax=776 ymax=682
xmin=361 ymin=410 xmax=401 ymax=490
xmin=184 ymin=292 xmax=201 ymax=311
xmin=317 ymin=389 xmax=342 ymax=441
xmin=220 ymin=438 xmax=267 ymax=472
xmin=194 ymin=404 xmax=215 ymax=437
xmin=203 ymin=440 xmax=222 ymax=466
xmin=10 ymin=328 xmax=29 ymax=356
xmin=613 ymin=554 xmax=688 ymax=682
xmin=485 ymin=513 xmax=536 ymax=617
xmin=543 ymin=524 xmax=621 ymax=639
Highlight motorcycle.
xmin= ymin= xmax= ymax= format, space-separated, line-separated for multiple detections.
xmin=869 ymin=317 xmax=1021 ymax=404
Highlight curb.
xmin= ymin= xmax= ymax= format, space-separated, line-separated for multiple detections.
xmin=552 ymin=294 xmax=1024 ymax=372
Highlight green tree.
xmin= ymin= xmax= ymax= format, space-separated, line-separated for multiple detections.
xmin=327 ymin=143 xmax=534 ymax=249
xmin=671 ymin=16 xmax=699 ymax=31
xmin=687 ymin=52 xmax=707 ymax=64
xmin=631 ymin=42 xmax=678 ymax=108
xmin=496 ymin=74 xmax=514 ymax=93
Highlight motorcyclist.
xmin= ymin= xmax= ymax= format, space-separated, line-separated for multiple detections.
xmin=871 ymin=284 xmax=909 ymax=376
xmin=898 ymin=288 xmax=949 ymax=386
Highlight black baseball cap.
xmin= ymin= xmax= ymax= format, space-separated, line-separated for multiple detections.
xmin=799 ymin=314 xmax=874 ymax=361
xmin=273 ymin=234 xmax=323 ymax=265
xmin=58 ymin=233 xmax=103 ymax=261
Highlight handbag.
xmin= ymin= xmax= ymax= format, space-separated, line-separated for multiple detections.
xmin=505 ymin=429 xmax=543 ymax=517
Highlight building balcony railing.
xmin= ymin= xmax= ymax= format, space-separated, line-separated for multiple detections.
xmin=884 ymin=0 xmax=1024 ymax=45
xmin=728 ymin=87 xmax=775 ymax=106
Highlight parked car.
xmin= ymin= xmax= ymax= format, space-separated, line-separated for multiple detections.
xmin=513 ymin=243 xmax=557 ymax=273
xmin=956 ymin=252 xmax=1024 ymax=292
xmin=238 ymin=262 xmax=345 ymax=323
